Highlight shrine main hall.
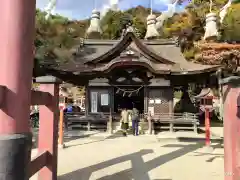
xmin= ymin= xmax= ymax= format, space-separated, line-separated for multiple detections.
xmin=41 ymin=11 xmax=220 ymax=119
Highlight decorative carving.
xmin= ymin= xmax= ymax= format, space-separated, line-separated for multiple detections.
xmin=110 ymin=69 xmax=147 ymax=85
xmin=132 ymin=77 xmax=143 ymax=82
xmin=116 ymin=77 xmax=126 ymax=82
xmin=120 ymin=47 xmax=140 ymax=58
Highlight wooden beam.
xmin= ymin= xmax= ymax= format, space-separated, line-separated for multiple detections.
xmin=29 ymin=151 xmax=50 ymax=178
xmin=0 ymin=85 xmax=6 ymax=108
xmin=31 ymin=90 xmax=53 ymax=105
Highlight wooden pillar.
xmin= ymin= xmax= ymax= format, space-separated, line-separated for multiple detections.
xmin=36 ymin=76 xmax=62 ymax=180
xmin=108 ymin=108 xmax=113 ymax=134
xmin=58 ymin=109 xmax=65 ymax=149
xmin=144 ymin=86 xmax=148 ymax=114
xmin=205 ymin=108 xmax=211 ymax=146
xmin=107 ymin=87 xmax=114 ymax=134
xmin=144 ymin=86 xmax=152 ymax=134
xmin=220 ymin=76 xmax=240 ymax=180
xmin=169 ymin=87 xmax=174 ymax=114
xmin=0 ymin=1 xmax=36 ymax=180
xmin=85 ymin=85 xmax=89 ymax=116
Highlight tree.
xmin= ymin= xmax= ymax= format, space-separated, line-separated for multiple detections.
xmin=220 ymin=3 xmax=240 ymax=42
xmin=34 ymin=2 xmax=240 ymax=71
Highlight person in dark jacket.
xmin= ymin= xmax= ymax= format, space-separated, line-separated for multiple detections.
xmin=131 ymin=107 xmax=139 ymax=136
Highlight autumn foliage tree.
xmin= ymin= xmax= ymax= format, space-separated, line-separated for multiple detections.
xmin=35 ymin=1 xmax=240 ymax=74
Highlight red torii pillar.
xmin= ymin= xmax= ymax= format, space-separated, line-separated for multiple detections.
xmin=221 ymin=76 xmax=240 ymax=180
xmin=0 ymin=1 xmax=36 ymax=180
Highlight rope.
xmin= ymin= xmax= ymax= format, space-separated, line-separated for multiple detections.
xmin=114 ymin=85 xmax=144 ymax=94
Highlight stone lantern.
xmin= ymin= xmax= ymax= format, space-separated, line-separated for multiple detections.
xmin=195 ymin=88 xmax=215 ymax=148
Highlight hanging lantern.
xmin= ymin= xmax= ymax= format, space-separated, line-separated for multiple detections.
xmin=204 ymin=13 xmax=218 ymax=40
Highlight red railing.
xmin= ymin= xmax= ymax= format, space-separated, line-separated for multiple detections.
xmin=0 ymin=85 xmax=6 ymax=108
xmin=29 ymin=82 xmax=60 ymax=180
xmin=29 ymin=151 xmax=50 ymax=177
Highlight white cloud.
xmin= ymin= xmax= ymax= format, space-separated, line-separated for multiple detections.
xmin=36 ymin=0 xmax=49 ymax=9
xmin=36 ymin=0 xmax=187 ymax=20
xmin=154 ymin=0 xmax=172 ymax=5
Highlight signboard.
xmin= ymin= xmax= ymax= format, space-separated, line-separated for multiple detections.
xmin=149 ymin=99 xmax=154 ymax=104
xmin=101 ymin=94 xmax=109 ymax=106
xmin=155 ymin=99 xmax=162 ymax=104
xmin=148 ymin=107 xmax=154 ymax=116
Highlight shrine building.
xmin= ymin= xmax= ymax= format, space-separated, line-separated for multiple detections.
xmin=40 ymin=10 xmax=221 ymax=122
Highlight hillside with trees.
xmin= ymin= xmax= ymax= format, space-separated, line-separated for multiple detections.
xmin=34 ymin=1 xmax=240 ymax=75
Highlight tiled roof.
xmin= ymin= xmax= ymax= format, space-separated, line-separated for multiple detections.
xmin=42 ymin=31 xmax=220 ymax=81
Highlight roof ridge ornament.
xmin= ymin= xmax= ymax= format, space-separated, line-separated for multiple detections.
xmin=121 ymin=21 xmax=135 ymax=37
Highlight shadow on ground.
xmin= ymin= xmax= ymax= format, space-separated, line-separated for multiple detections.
xmin=58 ymin=142 xmax=205 ymax=180
xmin=62 ymin=130 xmax=130 ymax=148
xmin=191 ymin=142 xmax=224 ymax=162
xmin=32 ymin=130 xmax=101 ymax=149
xmin=60 ymin=128 xmax=224 ymax=149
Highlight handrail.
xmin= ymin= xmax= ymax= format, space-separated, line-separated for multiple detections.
xmin=148 ymin=113 xmax=199 ymax=122
xmin=65 ymin=112 xmax=199 ymax=122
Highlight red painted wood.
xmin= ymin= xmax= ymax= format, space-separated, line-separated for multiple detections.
xmin=0 ymin=0 xmax=36 ymax=134
xmin=0 ymin=86 xmax=6 ymax=108
xmin=31 ymin=90 xmax=53 ymax=105
xmin=223 ymin=85 xmax=240 ymax=180
xmin=58 ymin=109 xmax=64 ymax=146
xmin=205 ymin=108 xmax=211 ymax=146
xmin=29 ymin=151 xmax=50 ymax=178
xmin=38 ymin=84 xmax=59 ymax=180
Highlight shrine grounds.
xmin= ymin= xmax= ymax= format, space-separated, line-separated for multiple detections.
xmin=30 ymin=129 xmax=224 ymax=180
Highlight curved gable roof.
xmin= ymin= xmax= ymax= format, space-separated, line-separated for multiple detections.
xmin=84 ymin=31 xmax=175 ymax=65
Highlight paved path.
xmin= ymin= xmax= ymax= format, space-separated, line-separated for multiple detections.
xmin=31 ymin=132 xmax=224 ymax=180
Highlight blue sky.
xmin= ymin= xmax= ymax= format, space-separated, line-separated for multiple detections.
xmin=36 ymin=0 xmax=188 ymax=20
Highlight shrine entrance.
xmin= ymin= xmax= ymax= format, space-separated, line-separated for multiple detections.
xmin=114 ymin=86 xmax=145 ymax=113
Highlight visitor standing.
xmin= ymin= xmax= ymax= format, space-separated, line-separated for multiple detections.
xmin=66 ymin=103 xmax=73 ymax=113
xmin=132 ymin=107 xmax=140 ymax=136
xmin=121 ymin=108 xmax=129 ymax=136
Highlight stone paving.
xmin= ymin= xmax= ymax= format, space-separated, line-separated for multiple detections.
xmin=30 ymin=131 xmax=224 ymax=180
